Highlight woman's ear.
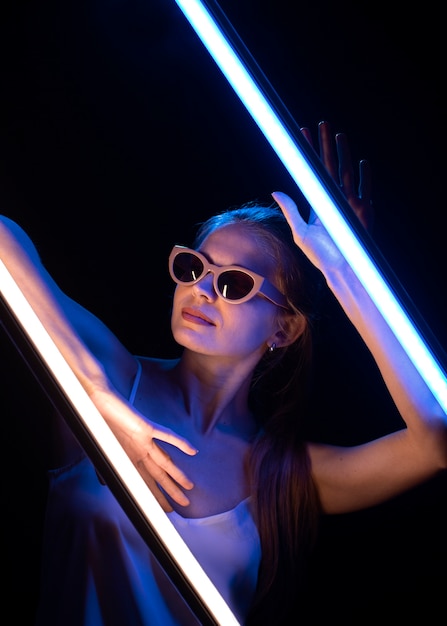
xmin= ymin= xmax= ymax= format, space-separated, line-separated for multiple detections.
xmin=273 ymin=312 xmax=307 ymax=348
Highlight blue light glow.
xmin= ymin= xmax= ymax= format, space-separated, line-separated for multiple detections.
xmin=174 ymin=0 xmax=447 ymax=412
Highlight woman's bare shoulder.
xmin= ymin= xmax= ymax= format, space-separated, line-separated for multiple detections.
xmin=137 ymin=355 xmax=180 ymax=374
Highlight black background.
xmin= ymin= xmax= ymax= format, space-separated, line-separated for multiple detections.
xmin=1 ymin=1 xmax=445 ymax=623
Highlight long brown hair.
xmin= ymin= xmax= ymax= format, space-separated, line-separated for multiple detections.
xmin=193 ymin=202 xmax=325 ymax=624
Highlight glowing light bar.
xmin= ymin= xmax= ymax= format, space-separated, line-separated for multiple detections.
xmin=174 ymin=0 xmax=447 ymax=412
xmin=0 ymin=259 xmax=240 ymax=626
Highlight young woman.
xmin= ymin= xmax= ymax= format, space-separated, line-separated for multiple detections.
xmin=1 ymin=122 xmax=445 ymax=625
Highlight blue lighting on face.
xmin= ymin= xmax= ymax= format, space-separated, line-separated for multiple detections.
xmin=173 ymin=0 xmax=447 ymax=412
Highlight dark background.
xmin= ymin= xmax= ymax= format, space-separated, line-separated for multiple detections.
xmin=0 ymin=1 xmax=445 ymax=623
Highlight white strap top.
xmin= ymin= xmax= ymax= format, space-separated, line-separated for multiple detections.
xmin=129 ymin=356 xmax=143 ymax=404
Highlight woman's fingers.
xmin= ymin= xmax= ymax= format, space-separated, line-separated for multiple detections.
xmin=271 ymin=191 xmax=307 ymax=236
xmin=137 ymin=454 xmax=192 ymax=508
xmin=359 ymin=159 xmax=372 ymax=203
xmin=300 ymin=126 xmax=313 ymax=147
xmin=318 ymin=121 xmax=338 ymax=180
xmin=134 ymin=465 xmax=176 ymax=511
xmin=151 ymin=424 xmax=198 ymax=457
xmin=335 ymin=132 xmax=356 ymax=197
xmin=148 ymin=440 xmax=195 ymax=491
xmin=320 ymin=123 xmax=375 ymax=232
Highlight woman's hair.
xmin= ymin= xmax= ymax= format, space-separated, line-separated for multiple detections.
xmin=193 ymin=202 xmax=325 ymax=624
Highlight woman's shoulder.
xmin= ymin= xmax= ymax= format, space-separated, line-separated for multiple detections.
xmin=130 ymin=356 xmax=181 ymax=412
xmin=136 ymin=355 xmax=180 ymax=374
xmin=133 ymin=355 xmax=180 ymax=389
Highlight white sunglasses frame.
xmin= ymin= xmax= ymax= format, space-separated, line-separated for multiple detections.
xmin=169 ymin=245 xmax=289 ymax=309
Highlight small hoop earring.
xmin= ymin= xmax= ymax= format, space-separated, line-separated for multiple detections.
xmin=269 ymin=342 xmax=276 ymax=352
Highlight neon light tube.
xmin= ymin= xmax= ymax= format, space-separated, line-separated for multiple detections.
xmin=0 ymin=259 xmax=240 ymax=626
xmin=174 ymin=0 xmax=447 ymax=412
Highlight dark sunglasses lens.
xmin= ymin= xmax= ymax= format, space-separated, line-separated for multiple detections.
xmin=217 ymin=270 xmax=255 ymax=300
xmin=173 ymin=252 xmax=204 ymax=283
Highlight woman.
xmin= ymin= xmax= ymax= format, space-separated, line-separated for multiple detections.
xmin=1 ymin=122 xmax=445 ymax=625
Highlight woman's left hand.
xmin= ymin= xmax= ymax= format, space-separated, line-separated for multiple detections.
xmin=273 ymin=121 xmax=374 ymax=271
xmin=301 ymin=120 xmax=374 ymax=231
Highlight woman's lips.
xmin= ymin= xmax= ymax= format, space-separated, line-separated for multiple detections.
xmin=181 ymin=307 xmax=215 ymax=325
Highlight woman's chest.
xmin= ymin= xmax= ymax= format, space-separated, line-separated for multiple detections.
xmin=133 ymin=376 xmax=252 ymax=517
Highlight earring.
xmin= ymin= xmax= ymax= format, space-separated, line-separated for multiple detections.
xmin=269 ymin=342 xmax=276 ymax=352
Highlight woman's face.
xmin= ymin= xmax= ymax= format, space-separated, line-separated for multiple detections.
xmin=170 ymin=223 xmax=284 ymax=360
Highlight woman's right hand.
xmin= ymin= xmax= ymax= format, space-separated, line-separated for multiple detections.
xmin=90 ymin=387 xmax=198 ymax=512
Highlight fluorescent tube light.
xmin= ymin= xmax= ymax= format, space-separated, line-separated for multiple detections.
xmin=0 ymin=259 xmax=240 ymax=626
xmin=174 ymin=0 xmax=447 ymax=412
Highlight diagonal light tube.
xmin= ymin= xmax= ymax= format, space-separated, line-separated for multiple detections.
xmin=174 ymin=0 xmax=447 ymax=412
xmin=0 ymin=260 xmax=240 ymax=625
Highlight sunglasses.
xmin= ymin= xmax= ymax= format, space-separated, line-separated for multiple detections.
xmin=169 ymin=245 xmax=289 ymax=309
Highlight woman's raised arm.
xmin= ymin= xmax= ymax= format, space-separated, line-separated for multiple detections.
xmin=272 ymin=124 xmax=447 ymax=514
xmin=0 ymin=215 xmax=197 ymax=510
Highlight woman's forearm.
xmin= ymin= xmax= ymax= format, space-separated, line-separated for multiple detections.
xmin=0 ymin=216 xmax=114 ymax=396
xmin=324 ymin=256 xmax=446 ymax=431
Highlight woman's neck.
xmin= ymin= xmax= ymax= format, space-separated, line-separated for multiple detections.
xmin=172 ymin=350 xmax=258 ymax=438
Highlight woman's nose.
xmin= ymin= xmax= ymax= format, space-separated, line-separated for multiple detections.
xmin=192 ymin=271 xmax=217 ymax=300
